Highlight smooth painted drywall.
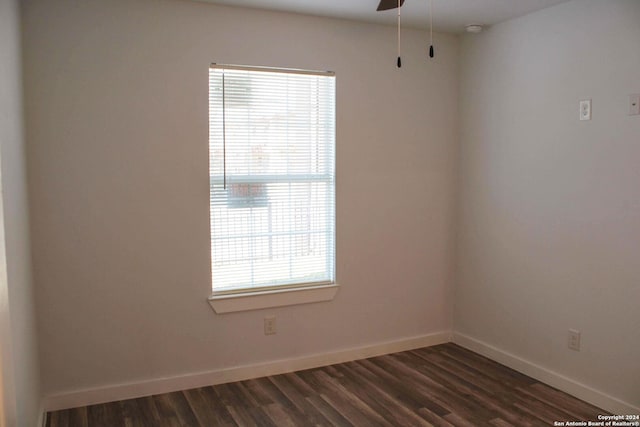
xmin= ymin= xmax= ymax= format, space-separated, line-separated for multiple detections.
xmin=22 ymin=0 xmax=459 ymax=396
xmin=456 ymin=0 xmax=640 ymax=408
xmin=0 ymin=0 xmax=42 ymax=424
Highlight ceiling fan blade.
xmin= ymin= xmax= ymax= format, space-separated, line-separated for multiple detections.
xmin=376 ymin=0 xmax=405 ymax=12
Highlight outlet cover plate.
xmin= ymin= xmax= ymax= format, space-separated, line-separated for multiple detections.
xmin=580 ymin=99 xmax=592 ymax=121
xmin=568 ymin=329 xmax=581 ymax=351
xmin=264 ymin=316 xmax=276 ymax=335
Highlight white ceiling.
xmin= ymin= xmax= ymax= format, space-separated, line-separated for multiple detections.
xmin=192 ymin=0 xmax=571 ymax=33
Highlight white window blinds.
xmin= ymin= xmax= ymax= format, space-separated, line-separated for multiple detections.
xmin=209 ymin=64 xmax=336 ymax=294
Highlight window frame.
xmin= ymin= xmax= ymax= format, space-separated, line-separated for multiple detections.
xmin=207 ymin=64 xmax=339 ymax=313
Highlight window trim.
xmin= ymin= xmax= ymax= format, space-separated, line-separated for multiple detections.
xmin=208 ymin=283 xmax=340 ymax=314
xmin=207 ymin=63 xmax=337 ymax=310
xmin=211 ymin=63 xmax=335 ymax=77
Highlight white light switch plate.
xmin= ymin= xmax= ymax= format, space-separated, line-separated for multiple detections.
xmin=630 ymin=94 xmax=640 ymax=116
xmin=580 ymin=99 xmax=591 ymax=121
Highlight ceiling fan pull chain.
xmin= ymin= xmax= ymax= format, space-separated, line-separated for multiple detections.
xmin=397 ymin=0 xmax=402 ymax=67
xmin=429 ymin=0 xmax=435 ymax=58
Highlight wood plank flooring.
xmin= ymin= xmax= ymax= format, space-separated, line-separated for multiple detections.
xmin=46 ymin=343 xmax=608 ymax=426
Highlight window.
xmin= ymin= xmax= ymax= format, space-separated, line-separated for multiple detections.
xmin=208 ymin=64 xmax=336 ymax=300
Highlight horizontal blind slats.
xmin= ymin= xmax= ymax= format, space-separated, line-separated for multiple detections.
xmin=209 ymin=65 xmax=335 ymax=293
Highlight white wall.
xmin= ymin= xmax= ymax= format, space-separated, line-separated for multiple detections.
xmin=0 ymin=0 xmax=42 ymax=424
xmin=22 ymin=0 xmax=459 ymax=398
xmin=456 ymin=0 xmax=640 ymax=410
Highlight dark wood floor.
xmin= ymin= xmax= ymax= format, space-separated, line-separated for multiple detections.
xmin=47 ymin=343 xmax=607 ymax=427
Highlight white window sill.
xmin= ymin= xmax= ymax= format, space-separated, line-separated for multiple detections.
xmin=208 ymin=283 xmax=340 ymax=314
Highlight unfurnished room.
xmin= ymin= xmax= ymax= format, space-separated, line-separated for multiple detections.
xmin=0 ymin=0 xmax=639 ymax=425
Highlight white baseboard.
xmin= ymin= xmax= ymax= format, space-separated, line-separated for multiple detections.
xmin=452 ymin=332 xmax=640 ymax=415
xmin=44 ymin=331 xmax=451 ymax=412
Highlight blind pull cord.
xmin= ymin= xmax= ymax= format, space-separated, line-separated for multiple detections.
xmin=222 ymin=72 xmax=227 ymax=190
xmin=397 ymin=0 xmax=402 ymax=68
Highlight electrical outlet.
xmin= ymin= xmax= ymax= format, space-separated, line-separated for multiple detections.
xmin=579 ymin=99 xmax=592 ymax=121
xmin=264 ymin=316 xmax=276 ymax=335
xmin=568 ymin=329 xmax=581 ymax=351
